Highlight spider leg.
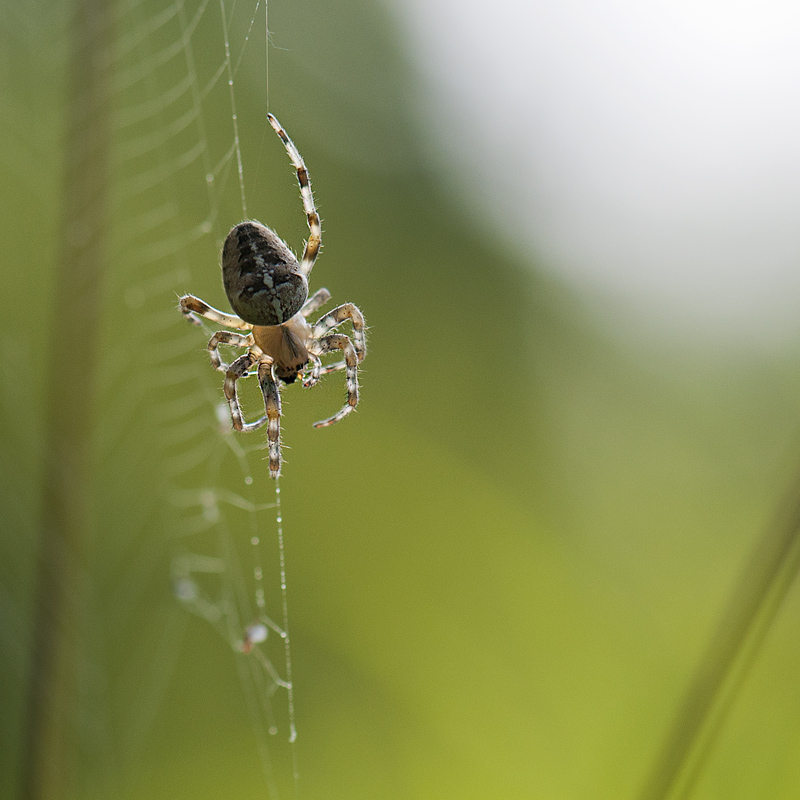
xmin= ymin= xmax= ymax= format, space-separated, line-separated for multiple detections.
xmin=301 ymin=359 xmax=348 ymax=378
xmin=208 ymin=330 xmax=254 ymax=372
xmin=302 ymin=353 xmax=322 ymax=388
xmin=180 ymin=294 xmax=252 ymax=331
xmin=300 ymin=287 xmax=331 ymax=318
xmin=256 ymin=362 xmax=282 ymax=478
xmin=318 ymin=361 xmax=347 ymax=376
xmin=310 ymin=333 xmax=359 ymax=428
xmin=312 ymin=302 xmax=366 ymax=362
xmin=268 ymin=114 xmax=321 ymax=279
xmin=224 ymin=352 xmax=268 ymax=432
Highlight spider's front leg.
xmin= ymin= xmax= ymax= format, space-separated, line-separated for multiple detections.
xmin=224 ymin=352 xmax=268 ymax=433
xmin=256 ymin=362 xmax=283 ymax=478
xmin=311 ymin=333 xmax=359 ymax=428
xmin=180 ymin=294 xmax=252 ymax=331
xmin=268 ymin=114 xmax=322 ymax=279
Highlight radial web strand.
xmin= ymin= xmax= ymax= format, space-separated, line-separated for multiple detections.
xmin=111 ymin=0 xmax=298 ymax=794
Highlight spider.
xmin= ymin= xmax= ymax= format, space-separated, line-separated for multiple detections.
xmin=180 ymin=114 xmax=366 ymax=478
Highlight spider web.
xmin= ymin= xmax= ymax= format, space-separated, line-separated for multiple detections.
xmin=110 ymin=0 xmax=301 ymax=794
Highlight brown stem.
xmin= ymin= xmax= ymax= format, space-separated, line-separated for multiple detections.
xmin=21 ymin=1 xmax=112 ymax=798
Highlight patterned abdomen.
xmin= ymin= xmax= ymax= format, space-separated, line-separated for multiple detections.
xmin=222 ymin=221 xmax=308 ymax=326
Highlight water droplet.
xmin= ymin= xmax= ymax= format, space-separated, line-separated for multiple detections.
xmin=246 ymin=623 xmax=268 ymax=644
xmin=215 ymin=403 xmax=230 ymax=427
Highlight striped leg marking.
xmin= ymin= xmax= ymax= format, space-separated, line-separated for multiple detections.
xmin=312 ymin=333 xmax=359 ymax=428
xmin=257 ymin=362 xmax=282 ymax=478
xmin=180 ymin=295 xmax=252 ymax=331
xmin=207 ymin=330 xmax=253 ymax=372
xmin=312 ymin=302 xmax=366 ymax=362
xmin=303 ymin=353 xmax=323 ymax=388
xmin=268 ymin=114 xmax=321 ymax=279
xmin=224 ymin=353 xmax=268 ymax=433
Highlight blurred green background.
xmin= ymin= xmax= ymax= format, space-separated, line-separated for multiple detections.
xmin=4 ymin=1 xmax=800 ymax=799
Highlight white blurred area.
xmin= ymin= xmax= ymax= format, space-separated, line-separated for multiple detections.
xmin=394 ymin=0 xmax=800 ymax=343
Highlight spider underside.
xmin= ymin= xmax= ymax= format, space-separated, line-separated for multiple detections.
xmin=179 ymin=114 xmax=366 ymax=478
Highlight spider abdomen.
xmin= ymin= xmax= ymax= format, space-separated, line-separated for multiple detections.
xmin=222 ymin=221 xmax=308 ymax=326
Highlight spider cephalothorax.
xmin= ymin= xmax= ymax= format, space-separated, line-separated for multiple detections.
xmin=180 ymin=114 xmax=366 ymax=478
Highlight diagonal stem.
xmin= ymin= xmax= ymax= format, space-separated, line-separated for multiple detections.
xmin=638 ymin=465 xmax=800 ymax=800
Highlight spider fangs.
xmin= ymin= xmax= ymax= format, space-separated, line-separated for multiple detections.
xmin=179 ymin=114 xmax=366 ymax=478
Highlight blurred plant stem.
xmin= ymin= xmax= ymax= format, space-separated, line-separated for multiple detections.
xmin=639 ymin=465 xmax=800 ymax=800
xmin=21 ymin=0 xmax=112 ymax=798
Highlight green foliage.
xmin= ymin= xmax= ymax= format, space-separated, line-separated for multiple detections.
xmin=3 ymin=0 xmax=800 ymax=798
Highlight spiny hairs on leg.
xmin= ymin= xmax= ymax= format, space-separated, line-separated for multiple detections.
xmin=267 ymin=113 xmax=321 ymax=279
xmin=257 ymin=362 xmax=282 ymax=477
